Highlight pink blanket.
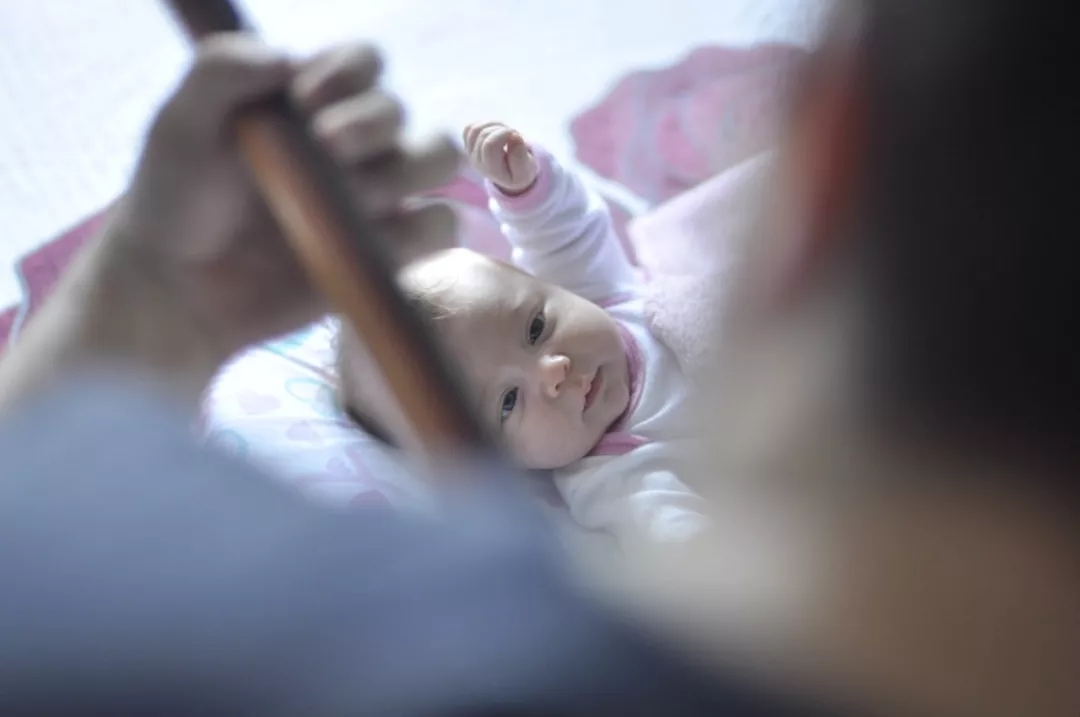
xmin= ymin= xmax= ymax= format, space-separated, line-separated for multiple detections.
xmin=630 ymin=151 xmax=776 ymax=380
xmin=435 ymin=44 xmax=801 ymax=382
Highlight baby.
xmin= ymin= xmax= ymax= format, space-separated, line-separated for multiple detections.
xmin=338 ymin=122 xmax=708 ymax=548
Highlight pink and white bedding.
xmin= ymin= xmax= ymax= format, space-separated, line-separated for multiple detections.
xmin=200 ymin=42 xmax=804 ymax=508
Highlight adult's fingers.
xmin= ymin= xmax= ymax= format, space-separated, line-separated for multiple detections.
xmin=350 ymin=134 xmax=461 ymax=213
xmin=376 ymin=201 xmax=459 ymax=265
xmin=291 ymin=43 xmax=383 ymax=115
xmin=313 ymin=90 xmax=404 ymax=165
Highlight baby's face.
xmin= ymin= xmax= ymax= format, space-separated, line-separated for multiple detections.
xmin=410 ymin=250 xmax=630 ymax=469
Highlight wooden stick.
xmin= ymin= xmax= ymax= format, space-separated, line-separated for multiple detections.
xmin=164 ymin=0 xmax=495 ymax=457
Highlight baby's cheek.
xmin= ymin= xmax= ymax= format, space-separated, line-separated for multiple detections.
xmin=509 ymin=435 xmax=557 ymax=471
xmin=512 ymin=411 xmax=591 ymax=470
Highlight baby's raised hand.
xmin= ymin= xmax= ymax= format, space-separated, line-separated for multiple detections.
xmin=463 ymin=122 xmax=539 ymax=196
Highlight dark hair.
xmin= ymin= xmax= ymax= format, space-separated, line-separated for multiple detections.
xmin=335 ymin=288 xmax=449 ymax=449
xmin=854 ymin=0 xmax=1078 ymax=460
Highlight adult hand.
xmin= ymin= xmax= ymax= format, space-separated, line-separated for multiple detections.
xmin=119 ymin=34 xmax=460 ymax=355
xmin=0 ymin=34 xmax=460 ymax=410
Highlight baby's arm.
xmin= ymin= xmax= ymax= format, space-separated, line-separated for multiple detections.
xmin=464 ymin=122 xmax=638 ymax=305
xmin=555 ymin=450 xmax=711 ymax=548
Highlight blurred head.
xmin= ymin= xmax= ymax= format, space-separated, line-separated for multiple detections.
xmin=339 ymin=248 xmax=629 ymax=469
xmin=665 ymin=1 xmax=1079 ymax=714
xmin=713 ymin=0 xmax=1079 ymax=468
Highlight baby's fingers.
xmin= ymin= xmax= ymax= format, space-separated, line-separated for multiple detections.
xmin=505 ymin=134 xmax=538 ymax=184
xmin=478 ymin=125 xmax=515 ymax=173
xmin=463 ymin=121 xmax=505 ymax=154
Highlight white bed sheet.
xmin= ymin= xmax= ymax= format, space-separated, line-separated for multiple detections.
xmin=0 ymin=0 xmax=825 ymax=306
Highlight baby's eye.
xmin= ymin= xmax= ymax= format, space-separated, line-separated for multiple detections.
xmin=527 ymin=313 xmax=546 ymax=345
xmin=500 ymin=388 xmax=519 ymax=423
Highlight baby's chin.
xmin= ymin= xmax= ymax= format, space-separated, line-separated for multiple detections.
xmin=517 ymin=430 xmax=603 ymax=471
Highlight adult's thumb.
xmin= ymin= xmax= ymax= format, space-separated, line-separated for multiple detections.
xmin=157 ymin=33 xmax=291 ymax=142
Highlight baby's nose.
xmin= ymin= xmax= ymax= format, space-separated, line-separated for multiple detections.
xmin=538 ymin=354 xmax=571 ymax=398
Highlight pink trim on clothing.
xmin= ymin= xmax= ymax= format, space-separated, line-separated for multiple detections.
xmin=587 ymin=320 xmax=648 ymax=458
xmin=597 ymin=292 xmax=636 ymax=309
xmin=611 ymin=321 xmax=645 ymax=430
xmin=588 ymin=432 xmax=648 ymax=457
xmin=486 ymin=146 xmax=556 ymax=213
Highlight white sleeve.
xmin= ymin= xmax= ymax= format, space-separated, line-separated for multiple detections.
xmin=554 ymin=449 xmax=711 ymax=548
xmin=487 ymin=146 xmax=639 ymax=305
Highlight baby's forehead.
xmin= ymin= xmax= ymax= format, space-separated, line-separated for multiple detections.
xmin=408 ymin=249 xmax=532 ymax=317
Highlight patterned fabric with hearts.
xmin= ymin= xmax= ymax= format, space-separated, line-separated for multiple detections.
xmin=201 ymin=319 xmax=420 ymax=509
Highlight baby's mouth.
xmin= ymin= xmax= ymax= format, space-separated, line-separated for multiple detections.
xmin=583 ymin=367 xmax=603 ymax=412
